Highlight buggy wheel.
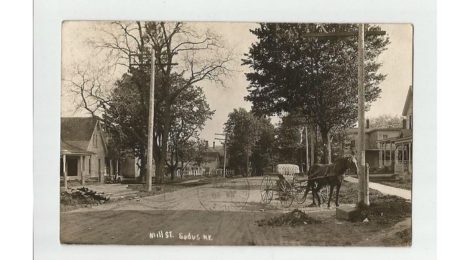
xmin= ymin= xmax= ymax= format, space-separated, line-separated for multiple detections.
xmin=260 ymin=175 xmax=274 ymax=204
xmin=278 ymin=180 xmax=294 ymax=208
xmin=293 ymin=180 xmax=307 ymax=204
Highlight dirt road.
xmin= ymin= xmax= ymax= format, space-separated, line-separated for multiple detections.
xmin=61 ymin=177 xmax=410 ymax=246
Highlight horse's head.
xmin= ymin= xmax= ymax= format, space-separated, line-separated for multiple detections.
xmin=332 ymin=156 xmax=358 ymax=176
xmin=345 ymin=155 xmax=358 ymax=175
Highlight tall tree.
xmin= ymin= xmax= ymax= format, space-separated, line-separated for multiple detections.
xmin=243 ymin=23 xmax=389 ymax=163
xmin=369 ymin=114 xmax=403 ymax=128
xmin=166 ymin=85 xmax=214 ymax=179
xmin=97 ymin=72 xmax=211 ymax=180
xmin=69 ymin=21 xmax=232 ymax=183
xmin=250 ymin=117 xmax=276 ymax=176
xmin=275 ymin=114 xmax=303 ymax=165
xmin=224 ymin=108 xmax=275 ymax=176
xmin=177 ymin=138 xmax=207 ymax=177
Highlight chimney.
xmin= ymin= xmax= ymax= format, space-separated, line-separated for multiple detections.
xmin=402 ymin=119 xmax=406 ymax=129
xmin=205 ymin=140 xmax=209 ymax=148
xmin=213 ymin=141 xmax=215 ymax=149
xmin=366 ymin=119 xmax=370 ymax=129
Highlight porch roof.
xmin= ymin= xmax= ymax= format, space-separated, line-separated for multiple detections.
xmin=61 ymin=140 xmax=94 ymax=156
xmin=394 ymin=136 xmax=413 ymax=144
xmin=377 ymin=135 xmax=412 ymax=144
xmin=377 ymin=129 xmax=412 ymax=144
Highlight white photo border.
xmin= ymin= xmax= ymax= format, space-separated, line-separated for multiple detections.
xmin=34 ymin=0 xmax=436 ymax=259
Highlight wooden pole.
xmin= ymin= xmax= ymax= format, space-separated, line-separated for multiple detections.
xmin=357 ymin=24 xmax=369 ymax=206
xmin=80 ymin=156 xmax=85 ymax=186
xmin=99 ymin=159 xmax=104 ymax=184
xmin=310 ymin=125 xmax=315 ymax=165
xmin=379 ymin=144 xmax=383 ymax=168
xmin=147 ymin=49 xmax=156 ymax=192
xmin=62 ymin=155 xmax=67 ymax=190
xmin=305 ymin=126 xmax=309 ymax=172
xmin=223 ymin=134 xmax=227 ymax=178
xmin=401 ymin=144 xmax=404 ymax=173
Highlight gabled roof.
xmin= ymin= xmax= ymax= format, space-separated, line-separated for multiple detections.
xmin=205 ymin=146 xmax=225 ymax=157
xmin=61 ymin=117 xmax=97 ymax=142
xmin=402 ymin=85 xmax=413 ymax=116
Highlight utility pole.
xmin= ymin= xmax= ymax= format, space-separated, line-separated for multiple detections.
xmin=305 ymin=126 xmax=309 ymax=172
xmin=215 ymin=133 xmax=227 ymax=177
xmin=357 ymin=24 xmax=369 ymax=206
xmin=223 ymin=134 xmax=227 ymax=177
xmin=305 ymin=24 xmax=385 ymax=206
xmin=146 ymin=49 xmax=156 ymax=192
xmin=129 ymin=50 xmax=177 ymax=191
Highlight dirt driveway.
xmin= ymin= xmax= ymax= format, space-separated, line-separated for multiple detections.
xmin=61 ymin=177 xmax=411 ymax=246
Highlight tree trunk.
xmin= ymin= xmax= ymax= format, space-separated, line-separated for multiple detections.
xmin=167 ymin=148 xmax=176 ymax=181
xmin=169 ymin=153 xmax=178 ymax=180
xmin=310 ymin=124 xmax=315 ymax=166
xmin=340 ymin=135 xmax=345 ymax=157
xmin=140 ymin=154 xmax=147 ymax=182
xmin=320 ymin=129 xmax=332 ymax=164
xmin=154 ymin=107 xmax=171 ymax=184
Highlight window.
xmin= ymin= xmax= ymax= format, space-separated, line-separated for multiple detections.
xmin=382 ymin=134 xmax=388 ymax=139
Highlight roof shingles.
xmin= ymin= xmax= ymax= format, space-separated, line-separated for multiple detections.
xmin=61 ymin=117 xmax=97 ymax=154
xmin=61 ymin=117 xmax=97 ymax=141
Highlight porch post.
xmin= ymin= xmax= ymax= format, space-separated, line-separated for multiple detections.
xmin=385 ymin=143 xmax=392 ymax=165
xmin=62 ymin=154 xmax=68 ymax=190
xmin=110 ymin=159 xmax=114 ymax=179
xmin=80 ymin=156 xmax=85 ymax=186
xmin=386 ymin=142 xmax=390 ymax=166
xmin=408 ymin=143 xmax=412 ymax=174
xmin=378 ymin=142 xmax=383 ymax=168
xmin=99 ymin=159 xmax=104 ymax=184
xmin=393 ymin=144 xmax=397 ymax=171
xmin=401 ymin=144 xmax=404 ymax=173
xmin=409 ymin=143 xmax=412 ymax=174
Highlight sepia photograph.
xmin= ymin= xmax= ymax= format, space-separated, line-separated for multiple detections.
xmin=59 ymin=21 xmax=413 ymax=246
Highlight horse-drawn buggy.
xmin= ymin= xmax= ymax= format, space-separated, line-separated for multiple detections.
xmin=260 ymin=156 xmax=358 ymax=208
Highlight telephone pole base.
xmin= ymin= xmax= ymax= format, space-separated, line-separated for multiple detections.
xmin=336 ymin=205 xmax=367 ymax=222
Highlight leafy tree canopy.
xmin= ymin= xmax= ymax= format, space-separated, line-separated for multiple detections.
xmin=243 ymin=23 xmax=390 ymax=162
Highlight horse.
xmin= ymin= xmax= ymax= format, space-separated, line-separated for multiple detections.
xmin=303 ymin=156 xmax=358 ymax=208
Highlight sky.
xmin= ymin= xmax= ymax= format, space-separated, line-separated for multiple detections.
xmin=62 ymin=22 xmax=412 ymax=145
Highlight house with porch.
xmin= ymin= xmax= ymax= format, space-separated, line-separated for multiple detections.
xmin=343 ymin=125 xmax=403 ymax=171
xmin=180 ymin=141 xmax=224 ymax=176
xmin=60 ymin=117 xmax=118 ymax=185
xmin=201 ymin=141 xmax=224 ymax=175
xmin=344 ymin=86 xmax=413 ymax=177
xmin=377 ymin=85 xmax=413 ymax=175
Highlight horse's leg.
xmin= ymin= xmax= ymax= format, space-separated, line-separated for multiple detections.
xmin=307 ymin=182 xmax=317 ymax=207
xmin=303 ymin=181 xmax=310 ymax=199
xmin=335 ymin=181 xmax=342 ymax=207
xmin=311 ymin=185 xmax=318 ymax=207
xmin=315 ymin=189 xmax=322 ymax=206
xmin=327 ymin=183 xmax=334 ymax=208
